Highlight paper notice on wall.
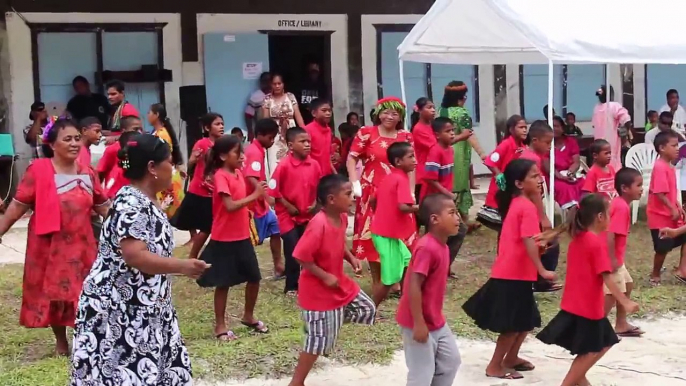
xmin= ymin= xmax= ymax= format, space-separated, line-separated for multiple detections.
xmin=243 ymin=62 xmax=263 ymax=80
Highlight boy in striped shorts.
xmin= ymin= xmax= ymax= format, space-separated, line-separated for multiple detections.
xmin=290 ymin=174 xmax=376 ymax=386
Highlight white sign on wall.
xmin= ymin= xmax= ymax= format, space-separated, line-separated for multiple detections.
xmin=242 ymin=62 xmax=263 ymax=79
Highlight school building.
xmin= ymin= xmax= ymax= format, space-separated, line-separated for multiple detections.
xmin=0 ymin=0 xmax=682 ymax=183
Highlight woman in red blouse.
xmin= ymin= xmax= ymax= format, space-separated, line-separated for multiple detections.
xmin=0 ymin=119 xmax=110 ymax=355
xmin=346 ymin=97 xmax=415 ymax=291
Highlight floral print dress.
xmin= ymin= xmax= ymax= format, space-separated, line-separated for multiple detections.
xmin=350 ymin=126 xmax=415 ymax=263
xmin=263 ymin=92 xmax=298 ymax=178
xmin=70 ymin=186 xmax=192 ymax=385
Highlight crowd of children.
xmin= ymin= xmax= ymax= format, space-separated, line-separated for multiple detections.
xmin=78 ymin=87 xmax=686 ymax=386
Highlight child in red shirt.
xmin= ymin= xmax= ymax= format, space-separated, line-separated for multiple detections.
xmin=268 ymin=127 xmax=322 ymax=294
xmin=290 ymin=174 xmax=375 ymax=386
xmin=196 ymin=135 xmax=269 ymax=340
xmin=304 ymin=99 xmax=335 ymax=175
xmin=243 ymin=119 xmax=283 ymax=278
xmin=582 ymin=139 xmax=617 ymax=199
xmin=538 ymin=194 xmax=639 ymax=386
xmin=606 ymin=168 xmax=644 ymax=336
xmin=397 ymin=194 xmax=462 ymax=386
xmin=463 ymin=158 xmax=555 ymax=380
xmin=478 ymin=115 xmax=528 ymax=230
xmin=410 ymin=97 xmax=437 ymax=199
xmin=77 ymin=117 xmax=102 ymax=169
xmin=97 ymin=117 xmax=143 ymax=197
xmin=172 ymin=113 xmax=224 ymax=258
xmin=370 ymin=142 xmax=418 ymax=307
xmin=646 ymin=131 xmax=686 ymax=284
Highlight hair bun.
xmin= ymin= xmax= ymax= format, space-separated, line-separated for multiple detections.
xmin=117 ymin=147 xmax=130 ymax=170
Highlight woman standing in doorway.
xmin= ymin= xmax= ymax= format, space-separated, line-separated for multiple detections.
xmin=347 ymin=97 xmax=415 ymax=295
xmin=148 ymin=103 xmax=186 ymax=219
xmin=0 ymin=119 xmax=110 ymax=356
xmin=261 ymin=73 xmax=306 ymax=175
xmin=592 ymin=85 xmax=632 ymax=171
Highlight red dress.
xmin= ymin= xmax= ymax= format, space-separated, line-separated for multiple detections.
xmin=349 ymin=126 xmax=415 ymax=263
xmin=14 ymin=163 xmax=108 ymax=328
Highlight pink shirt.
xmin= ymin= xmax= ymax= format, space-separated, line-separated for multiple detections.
xmin=592 ymin=102 xmax=630 ymax=172
xmin=608 ymin=197 xmax=631 ymax=266
xmin=583 ymin=164 xmax=617 ymax=199
xmin=491 ymin=196 xmax=541 ymax=281
xmin=519 ymin=148 xmax=542 ymax=173
xmin=647 ymin=158 xmax=681 ymax=229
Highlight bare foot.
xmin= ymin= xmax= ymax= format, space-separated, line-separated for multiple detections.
xmin=55 ymin=340 xmax=69 ymax=356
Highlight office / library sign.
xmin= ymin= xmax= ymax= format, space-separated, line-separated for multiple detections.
xmin=277 ymin=19 xmax=323 ymax=28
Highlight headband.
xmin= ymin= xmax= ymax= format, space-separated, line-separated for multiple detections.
xmin=372 ymin=97 xmax=406 ymax=121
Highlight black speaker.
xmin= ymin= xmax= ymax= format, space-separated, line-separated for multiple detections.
xmin=179 ymin=85 xmax=208 ymax=155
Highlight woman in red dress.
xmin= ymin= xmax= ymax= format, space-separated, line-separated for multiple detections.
xmin=0 ymin=119 xmax=109 ymax=355
xmin=346 ymin=97 xmax=415 ymax=291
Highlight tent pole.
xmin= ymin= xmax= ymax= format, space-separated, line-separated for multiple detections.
xmin=399 ymin=60 xmax=408 ymax=129
xmin=606 ymin=64 xmax=611 ymax=144
xmin=547 ymin=60 xmax=555 ymax=224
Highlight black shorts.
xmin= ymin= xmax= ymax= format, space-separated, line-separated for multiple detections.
xmin=650 ymin=229 xmax=686 ymax=254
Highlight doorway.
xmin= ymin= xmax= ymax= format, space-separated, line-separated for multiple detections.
xmin=267 ymin=33 xmax=333 ymax=125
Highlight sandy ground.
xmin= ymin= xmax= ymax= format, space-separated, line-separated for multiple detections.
xmin=199 ymin=316 xmax=686 ymax=386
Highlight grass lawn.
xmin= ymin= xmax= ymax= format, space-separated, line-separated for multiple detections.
xmin=2 ymin=223 xmax=686 ymax=385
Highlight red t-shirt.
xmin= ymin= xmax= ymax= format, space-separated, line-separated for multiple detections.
xmin=331 ymin=136 xmax=343 ymax=170
xmin=647 ymin=158 xmax=681 ymax=229
xmin=484 ymin=136 xmax=526 ymax=208
xmin=608 ymin=197 xmax=631 ymax=266
xmin=188 ymin=138 xmax=214 ymax=197
xmin=582 ymin=164 xmax=617 ymax=199
xmin=77 ymin=145 xmax=91 ymax=170
xmin=211 ymin=168 xmax=250 ymax=242
xmin=268 ymin=153 xmax=322 ymax=234
xmin=293 ymin=212 xmax=359 ymax=311
xmin=243 ymin=140 xmax=269 ymax=217
xmin=491 ymin=196 xmax=541 ymax=281
xmin=304 ymin=120 xmax=333 ymax=175
xmin=341 ymin=137 xmax=353 ymax=164
xmin=420 ymin=143 xmax=454 ymax=201
xmin=396 ymin=234 xmax=449 ymax=331
xmin=96 ymin=142 xmax=129 ymax=198
xmin=412 ymin=121 xmax=436 ymax=183
xmin=370 ymin=168 xmax=415 ymax=239
xmin=561 ymin=231 xmax=613 ymax=319
xmin=121 ymin=103 xmax=139 ymax=118
xmin=104 ymin=167 xmax=129 ymax=199
xmin=519 ymin=148 xmax=542 ymax=173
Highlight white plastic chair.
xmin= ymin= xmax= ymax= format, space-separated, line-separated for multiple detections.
xmin=625 ymin=143 xmax=658 ymax=224
xmin=541 ymin=179 xmax=565 ymax=224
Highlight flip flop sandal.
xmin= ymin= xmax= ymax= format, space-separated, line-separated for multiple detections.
xmin=512 ymin=362 xmax=535 ymax=372
xmin=675 ymin=274 xmax=686 ymax=284
xmin=616 ymin=326 xmax=645 ymax=337
xmin=215 ymin=331 xmax=238 ymax=341
xmin=285 ymin=290 xmax=298 ymax=298
xmin=486 ymin=372 xmax=523 ymax=380
xmin=270 ymin=273 xmax=286 ymax=281
xmin=241 ymin=320 xmax=269 ymax=333
xmin=448 ymin=272 xmax=459 ymax=280
xmin=649 ymin=278 xmax=661 ymax=287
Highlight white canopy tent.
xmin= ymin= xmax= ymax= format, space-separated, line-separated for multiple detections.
xmin=398 ymin=0 xmax=686 ymax=222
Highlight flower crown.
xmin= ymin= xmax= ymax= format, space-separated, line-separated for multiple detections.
xmin=40 ymin=115 xmax=61 ymax=142
xmin=372 ymin=97 xmax=406 ymax=120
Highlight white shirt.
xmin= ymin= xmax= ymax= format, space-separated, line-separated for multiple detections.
xmin=244 ymin=89 xmax=266 ymax=117
xmin=659 ymin=104 xmax=686 ymax=134
xmin=644 ymin=128 xmax=660 ymax=144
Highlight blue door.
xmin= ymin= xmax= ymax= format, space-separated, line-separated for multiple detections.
xmin=380 ymin=32 xmax=425 ymax=124
xmin=203 ymin=33 xmax=270 ymax=131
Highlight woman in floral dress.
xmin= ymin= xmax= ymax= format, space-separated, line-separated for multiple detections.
xmin=70 ymin=134 xmax=209 ymax=385
xmin=347 ymin=97 xmax=415 ymax=291
xmin=0 ymin=119 xmax=110 ymax=355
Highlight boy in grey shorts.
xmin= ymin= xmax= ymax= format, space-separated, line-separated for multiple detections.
xmin=396 ymin=194 xmax=462 ymax=385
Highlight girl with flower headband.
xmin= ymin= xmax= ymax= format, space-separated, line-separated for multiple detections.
xmin=0 ymin=118 xmax=110 ymax=356
xmin=463 ymin=158 xmax=556 ymax=380
xmin=346 ymin=96 xmax=416 ymax=294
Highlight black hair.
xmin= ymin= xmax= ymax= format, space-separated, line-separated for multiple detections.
xmin=614 ymin=167 xmax=642 ymax=195
xmin=527 ymin=120 xmax=553 ymax=142
xmin=369 ymin=108 xmax=375 ymax=123
xmin=589 ymin=139 xmax=610 ymax=157
xmin=309 ymin=98 xmax=331 ymax=113
xmin=72 ymin=76 xmax=89 ymax=87
xmin=667 ymin=89 xmax=679 ymax=98
xmin=286 ymin=127 xmax=308 ymax=143
xmin=570 ymin=193 xmax=608 ymax=237
xmin=410 ymin=97 xmax=432 ymax=130
xmin=431 ymin=116 xmax=452 ymax=133
xmin=503 ymin=114 xmax=525 ymax=139
xmin=346 ymin=112 xmax=359 ymax=124
xmin=552 ymin=115 xmax=565 ymax=129
xmin=204 ymin=134 xmax=243 ymax=179
xmin=654 ymin=130 xmax=678 ymax=153
xmin=271 ymin=72 xmax=284 ymax=83
xmin=254 ymin=118 xmax=279 ymax=137
xmin=566 ymin=112 xmax=576 ymax=119
xmin=659 ymin=111 xmax=673 ymax=122
xmin=596 ymin=85 xmax=614 ymax=103
xmin=118 ymin=130 xmax=138 ymax=149
xmin=259 ymin=72 xmax=271 ymax=82
xmin=495 ymin=158 xmax=536 ymax=219
xmin=120 ymin=115 xmax=142 ymax=132
xmin=230 ymin=127 xmax=243 ymax=135
xmin=105 ymin=80 xmax=125 ymax=93
xmin=117 ymin=133 xmax=171 ymax=181
xmin=647 ymin=110 xmax=658 ymax=118
xmin=150 ymin=103 xmax=183 ymax=165
xmin=316 ymin=173 xmax=349 ymax=206
xmin=79 ymin=116 xmax=101 ymax=129
xmin=418 ymin=193 xmax=454 ymax=231
xmin=441 ymin=81 xmax=467 ymax=109
xmin=386 ymin=142 xmax=413 ymax=167
xmin=41 ymin=118 xmax=80 ymax=158
xmin=200 ymin=112 xmax=224 ymax=138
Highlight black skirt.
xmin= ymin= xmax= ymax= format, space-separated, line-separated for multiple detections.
xmin=462 ymin=278 xmax=541 ymax=333
xmin=537 ymin=310 xmax=619 ymax=356
xmin=170 ymin=192 xmax=213 ymax=233
xmin=197 ymin=239 xmax=262 ymax=288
